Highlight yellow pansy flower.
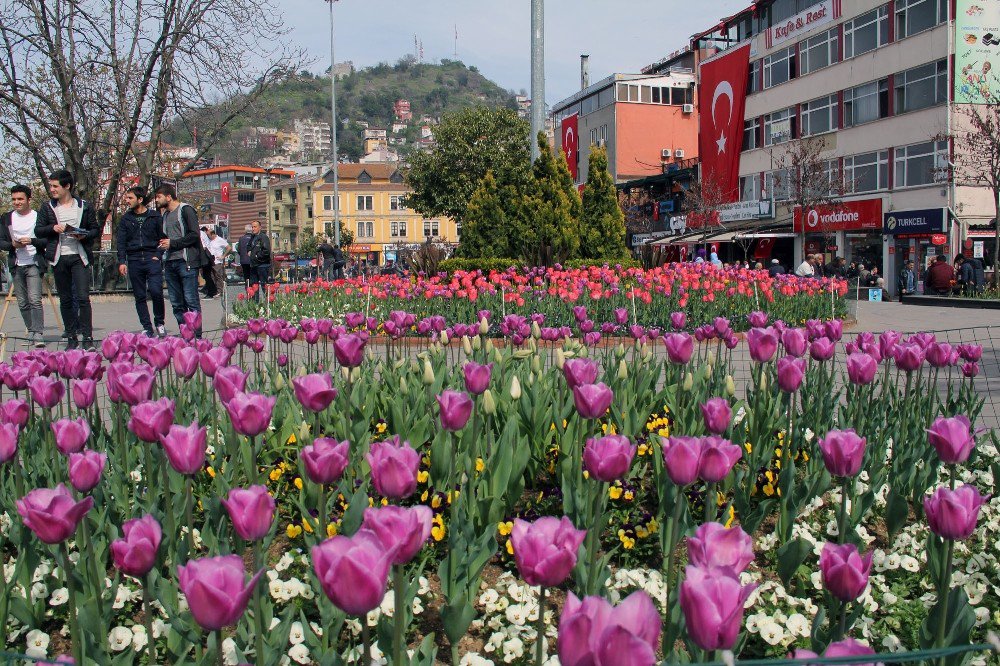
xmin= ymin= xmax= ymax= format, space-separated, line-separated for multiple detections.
xmin=431 ymin=495 xmax=442 ymax=509
xmin=327 ymin=522 xmax=338 ymax=537
xmin=498 ymin=521 xmax=513 ymax=536
xmin=624 ymin=490 xmax=634 ymax=501
xmin=476 ymin=458 xmax=485 ymax=473
xmin=617 ymin=529 xmax=635 ymax=549
xmin=286 ymin=524 xmax=302 ymax=538
xmin=287 ymin=433 xmax=297 ymax=445
xmin=431 ymin=515 xmax=446 ymax=541
xmin=724 ymin=505 xmax=737 ymax=529
xmin=608 ymin=486 xmax=623 ymax=500
xmin=505 ymin=538 xmax=514 ymax=555
xmin=294 ymin=478 xmax=303 ymax=490
xmin=302 ymin=519 xmax=314 ymax=534
xmin=417 ymin=470 xmax=429 ymax=484
xmin=269 ymin=468 xmax=282 ymax=482
xmin=206 ymin=466 xmax=215 ymax=478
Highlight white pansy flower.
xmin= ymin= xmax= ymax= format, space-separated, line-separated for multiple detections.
xmin=269 ymin=578 xmax=284 ymax=600
xmin=113 ymin=585 xmax=131 ymax=609
xmin=132 ymin=625 xmax=148 ymax=651
xmin=461 ymin=653 xmax=496 ymax=666
xmin=275 ymin=553 xmax=295 ymax=572
xmin=151 ymin=619 xmax=168 ymax=639
xmin=785 ymin=613 xmax=809 ymax=638
xmin=758 ymin=621 xmax=785 ymax=645
xmin=501 ymin=636 xmax=524 ymax=663
xmin=30 ymin=582 xmax=48 ymax=603
xmin=223 ymin=637 xmax=239 ymax=665
xmin=25 ymin=628 xmax=50 ymax=658
xmin=269 ymin=617 xmax=281 ymax=631
xmin=881 ymin=635 xmax=902 ymax=652
xmin=289 ymin=621 xmax=305 ymax=645
xmin=49 ymin=587 xmax=69 ymax=606
xmin=109 ymin=626 xmax=133 ymax=652
xmin=288 ymin=643 xmax=311 ymax=664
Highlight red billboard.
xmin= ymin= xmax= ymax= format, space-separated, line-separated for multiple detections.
xmin=562 ymin=114 xmax=579 ymax=182
xmin=793 ymin=199 xmax=883 ymax=232
xmin=698 ymin=43 xmax=751 ymax=203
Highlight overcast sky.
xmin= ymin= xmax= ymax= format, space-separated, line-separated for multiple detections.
xmin=284 ymin=0 xmax=747 ymax=104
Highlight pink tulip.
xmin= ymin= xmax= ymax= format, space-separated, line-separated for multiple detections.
xmin=781 ymin=328 xmax=808 ymax=357
xmin=71 ymin=379 xmax=97 ymax=410
xmin=663 ymin=333 xmax=694 ymax=365
xmin=583 ymin=434 xmax=636 ymax=482
xmin=572 ymin=382 xmax=613 ymax=419
xmin=962 ymin=361 xmax=980 ymax=378
xmin=462 ymin=361 xmax=493 ymax=395
xmin=558 ymin=590 xmax=661 ymax=666
xmin=221 ymin=485 xmax=276 ymax=541
xmin=823 ymin=638 xmax=880 ymax=664
xmin=333 ymin=333 xmax=366 ymax=368
xmin=213 ymin=365 xmax=249 ymax=405
xmin=367 ymin=436 xmax=420 ymax=499
xmin=301 ymin=437 xmax=350 ymax=485
xmin=698 ymin=436 xmax=742 ymax=483
xmin=115 ymin=368 xmax=156 ymax=406
xmin=670 ymin=311 xmax=687 ymax=329
xmin=172 ymin=346 xmax=201 ymax=379
xmin=926 ymin=342 xmax=954 ymax=368
xmin=957 ymin=344 xmax=983 ymax=362
xmin=563 ymin=358 xmax=600 ymax=389
xmin=511 ymin=516 xmax=587 ymax=587
xmin=68 ymin=450 xmax=107 ymax=493
xmin=111 ymin=515 xmax=162 ymax=578
xmin=700 ymin=397 xmax=732 ymax=435
xmin=679 ymin=565 xmax=758 ymax=651
xmin=0 ymin=398 xmax=30 ymax=427
xmin=747 ymin=327 xmax=778 ymax=363
xmin=16 ymin=484 xmax=94 ymax=544
xmin=361 ymin=505 xmax=433 ymax=565
xmin=0 ymin=422 xmax=19 ymax=463
xmin=818 ymin=429 xmax=866 ymax=478
xmin=662 ymin=436 xmax=702 ymax=486
xmin=198 ymin=346 xmax=232 ymax=377
xmin=687 ymin=522 xmax=754 ymax=575
xmin=292 ymin=373 xmax=339 ymax=412
xmin=312 ymin=530 xmax=393 ymax=616
xmin=746 ymin=312 xmax=768 ymax=328
xmin=927 ymin=415 xmax=975 ymax=465
xmin=820 ymin=542 xmax=873 ymax=602
xmin=776 ymin=355 xmax=806 ymax=392
xmin=225 ymin=391 xmax=276 ymax=437
xmin=924 ymin=485 xmax=989 ymax=541
xmin=809 ymin=337 xmax=836 ymax=362
xmin=436 ymin=390 xmax=474 ymax=431
xmin=846 ymin=352 xmax=878 ymax=385
xmin=893 ymin=343 xmax=925 ymax=372
xmin=161 ymin=422 xmax=208 ymax=475
xmin=51 ymin=417 xmax=91 ymax=455
xmin=128 ymin=398 xmax=176 ymax=444
xmin=177 ymin=555 xmax=263 ymax=630
xmin=29 ymin=375 xmax=65 ymax=409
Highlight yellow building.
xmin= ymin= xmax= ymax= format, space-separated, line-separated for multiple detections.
xmin=313 ymin=163 xmax=458 ymax=266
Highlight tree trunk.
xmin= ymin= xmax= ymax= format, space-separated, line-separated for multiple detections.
xmin=994 ymin=188 xmax=999 ymax=288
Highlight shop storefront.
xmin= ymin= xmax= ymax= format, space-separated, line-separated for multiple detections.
xmin=347 ymin=244 xmax=380 ymax=267
xmin=793 ymin=199 xmax=884 ymax=272
xmin=883 ymin=208 xmax=953 ymax=295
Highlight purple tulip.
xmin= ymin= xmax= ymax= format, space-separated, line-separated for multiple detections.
xmin=67 ymin=450 xmax=106 ymax=493
xmin=583 ymin=435 xmax=636 ymax=482
xmin=177 ymin=555 xmax=263 ymax=631
xmin=301 ymin=437 xmax=350 ymax=485
xmin=926 ymin=342 xmax=954 ymax=368
xmin=115 ymin=368 xmax=155 ymax=406
xmin=747 ymin=311 xmax=768 ymax=328
xmin=0 ymin=423 xmax=18 ymax=463
xmin=51 ymin=417 xmax=91 ymax=455
xmin=225 ymin=391 xmax=276 ymax=437
xmin=846 ymin=352 xmax=878 ymax=385
xmin=0 ymin=398 xmax=29 ymax=428
xmin=962 ymin=362 xmax=980 ymax=378
xmin=436 ymin=390 xmax=474 ymax=431
xmin=747 ymin=327 xmax=779 ymax=363
xmin=670 ymin=311 xmax=687 ymax=330
xmin=809 ymin=337 xmax=836 ymax=362
xmin=817 ymin=429 xmax=866 ymax=478
xmin=463 ymin=361 xmax=493 ymax=395
xmin=613 ymin=308 xmax=629 ymax=325
xmin=292 ymin=373 xmax=339 ymax=413
xmin=957 ymin=344 xmax=983 ymax=362
xmin=663 ymin=333 xmax=694 ymax=365
xmin=173 ymin=347 xmax=201 ymax=379
xmin=128 ymin=398 xmax=176 ymax=444
xmin=29 ymin=376 xmax=65 ymax=409
xmin=312 ymin=530 xmax=393 ymax=616
xmin=927 ymin=416 xmax=976 ymax=465
xmin=367 ymin=436 xmax=420 ymax=499
xmin=776 ymin=356 xmax=806 ymax=392
xmin=781 ymin=328 xmax=808 ymax=357
xmin=893 ymin=343 xmax=925 ymax=373
xmin=111 ymin=515 xmax=161 ymax=577
xmin=825 ymin=320 xmax=843 ymax=341
xmin=161 ymin=422 xmax=208 ymax=475
xmin=71 ymin=379 xmax=97 ymax=410
xmin=687 ymin=522 xmax=755 ymax=575
xmin=361 ymin=505 xmax=433 ymax=565
xmin=679 ymin=565 xmax=758 ymax=651
xmin=558 ymin=590 xmax=660 ymax=666
xmin=572 ymin=382 xmax=613 ymax=419
xmin=563 ymin=358 xmax=600 ymax=389
xmin=820 ymin=542 xmax=873 ymax=602
xmin=823 ymin=638 xmax=879 ymax=664
xmin=924 ymin=485 xmax=990 ymax=541
xmin=333 ymin=333 xmax=366 ymax=368
xmin=213 ymin=365 xmax=249 ymax=405
xmin=700 ymin=398 xmax=732 ymax=435
xmin=221 ymin=485 xmax=276 ymax=541
xmin=16 ymin=484 xmax=94 ymax=544
xmin=698 ymin=436 xmax=742 ymax=483
xmin=198 ymin=347 xmax=232 ymax=378
xmin=662 ymin=436 xmax=702 ymax=486
xmin=511 ymin=516 xmax=587 ymax=587
xmin=878 ymin=330 xmax=901 ymax=360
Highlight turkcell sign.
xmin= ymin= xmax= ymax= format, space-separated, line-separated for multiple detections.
xmin=883 ymin=208 xmax=948 ymax=235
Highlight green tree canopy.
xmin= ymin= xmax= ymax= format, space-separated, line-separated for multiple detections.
xmin=580 ymin=146 xmax=630 ymax=261
xmin=521 ymin=134 xmax=581 ymax=266
xmin=457 ymin=171 xmax=512 ymax=259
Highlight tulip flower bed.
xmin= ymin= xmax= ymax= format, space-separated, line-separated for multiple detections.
xmin=232 ymin=264 xmax=849 ymax=333
xmin=0 ymin=310 xmax=997 ymax=666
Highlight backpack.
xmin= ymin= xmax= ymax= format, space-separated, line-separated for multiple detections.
xmin=250 ymin=234 xmax=270 ymax=264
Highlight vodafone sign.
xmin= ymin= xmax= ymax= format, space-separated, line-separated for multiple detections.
xmin=793 ymin=199 xmax=883 ymax=233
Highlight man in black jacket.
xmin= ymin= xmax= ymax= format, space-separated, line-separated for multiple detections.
xmin=117 ymin=186 xmax=166 ymax=337
xmin=34 ymin=170 xmax=101 ymax=350
xmin=247 ymin=220 xmax=272 ymax=301
xmin=0 ymin=184 xmax=47 ymax=347
xmin=153 ymin=183 xmax=203 ymax=336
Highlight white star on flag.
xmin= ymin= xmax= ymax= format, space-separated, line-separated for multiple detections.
xmin=716 ymin=132 xmax=727 ymax=154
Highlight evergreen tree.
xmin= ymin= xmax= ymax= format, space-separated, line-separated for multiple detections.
xmin=457 ymin=171 xmax=511 ymax=258
xmin=580 ymin=146 xmax=630 ymax=260
xmin=521 ymin=134 xmax=581 ymax=265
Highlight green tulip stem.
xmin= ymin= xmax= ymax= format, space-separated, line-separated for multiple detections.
xmin=362 ymin=617 xmax=372 ymax=666
xmin=253 ymin=540 xmax=266 ymax=665
xmin=216 ymin=628 xmax=224 ymax=666
xmin=318 ymin=484 xmax=328 ymax=539
xmin=78 ymin=512 xmax=101 ymax=599
xmin=162 ymin=465 xmax=177 ymax=556
xmin=393 ymin=565 xmax=405 ymax=666
xmin=586 ymin=481 xmax=606 ymax=595
xmin=12 ymin=454 xmax=24 ymax=499
xmin=837 ymin=599 xmax=848 ymax=641
xmin=185 ymin=476 xmax=195 ymax=559
xmin=142 ymin=443 xmax=155 ymax=512
xmin=936 ymin=537 xmax=956 ymax=663
xmin=60 ymin=541 xmax=82 ymax=664
xmin=838 ymin=476 xmax=852 ymax=544
xmin=535 ymin=586 xmax=547 ymax=666
xmin=704 ymin=482 xmax=717 ymax=524
xmin=142 ymin=573 xmax=156 ymax=665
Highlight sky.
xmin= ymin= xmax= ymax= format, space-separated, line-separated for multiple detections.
xmin=284 ymin=0 xmax=748 ymax=105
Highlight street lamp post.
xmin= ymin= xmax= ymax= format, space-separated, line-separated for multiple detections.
xmin=530 ymin=0 xmax=545 ymax=161
xmin=328 ymin=0 xmax=342 ymax=246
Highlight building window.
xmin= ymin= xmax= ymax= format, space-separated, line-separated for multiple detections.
xmin=306 ymin=206 xmax=313 ymax=219
xmin=800 ymin=94 xmax=838 ymax=136
xmin=844 ymin=151 xmax=889 ymax=193
xmin=670 ymin=86 xmax=693 ymax=105
xmin=237 ymin=192 xmax=256 ymax=202
xmin=742 ymin=117 xmax=760 ymax=151
xmin=390 ymin=195 xmax=407 ymax=211
xmin=273 ymin=208 xmax=280 ymax=221
xmin=357 ymin=195 xmax=373 ymax=210
xmin=740 ymin=173 xmax=761 ymax=201
xmin=844 ymin=6 xmax=889 ymax=59
xmin=843 ymin=79 xmax=890 ymax=127
xmin=616 ymin=83 xmax=641 ymax=102
xmin=747 ymin=60 xmax=760 ymax=94
xmin=896 ymin=0 xmax=947 ymax=39
xmin=799 ymin=28 xmax=839 ymax=76
xmin=389 ymin=171 xmax=404 ymax=184
xmin=357 ymin=172 xmax=372 ymax=184
xmin=894 ymin=140 xmax=948 ymax=188
xmin=763 ymin=46 xmax=796 ymax=88
xmin=322 ymin=195 xmax=338 ymax=211
xmin=763 ymin=107 xmax=796 ymax=146
xmin=423 ymin=219 xmax=440 ymax=237
xmin=274 ymin=189 xmax=283 ymax=201
xmin=894 ymin=60 xmax=948 ymax=114
xmin=764 ymin=169 xmax=792 ymax=201
xmin=390 ymin=220 xmax=408 ymax=238
xmin=356 ymin=221 xmax=374 ymax=238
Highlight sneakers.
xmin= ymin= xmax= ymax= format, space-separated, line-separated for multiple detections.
xmin=82 ymin=337 xmax=96 ymax=352
xmin=27 ymin=332 xmax=45 ymax=349
xmin=156 ymin=325 xmax=166 ymax=338
xmin=143 ymin=329 xmax=155 ymax=338
xmin=65 ymin=336 xmax=79 ymax=351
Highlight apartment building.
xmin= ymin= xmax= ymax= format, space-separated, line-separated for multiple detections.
xmin=177 ymin=166 xmax=293 ymax=240
xmin=293 ymin=119 xmax=332 ymax=157
xmin=691 ymin=0 xmax=995 ymax=294
xmin=312 ymin=163 xmax=458 ymax=266
xmin=267 ymin=174 xmax=320 ymax=248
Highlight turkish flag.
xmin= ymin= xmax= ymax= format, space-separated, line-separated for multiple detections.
xmin=698 ymin=44 xmax=751 ymax=203
xmin=220 ymin=181 xmax=231 ymax=203
xmin=562 ymin=114 xmax=579 ymax=182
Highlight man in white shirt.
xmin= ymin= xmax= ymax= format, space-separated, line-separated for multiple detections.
xmin=795 ymin=254 xmax=816 ymax=278
xmin=0 ymin=185 xmax=46 ymax=347
xmin=206 ymin=227 xmax=230 ymax=301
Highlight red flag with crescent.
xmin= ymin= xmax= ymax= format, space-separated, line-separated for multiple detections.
xmin=698 ymin=44 xmax=751 ymax=203
xmin=562 ymin=114 xmax=579 ymax=182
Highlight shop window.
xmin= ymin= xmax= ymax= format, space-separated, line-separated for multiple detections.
xmin=800 ymin=94 xmax=838 ymax=136
xmin=894 ymin=140 xmax=948 ymax=188
xmin=895 ymin=0 xmax=947 ymax=39
xmin=800 ymin=28 xmax=839 ymax=76
xmin=844 ymin=6 xmax=890 ymax=59
xmin=894 ymin=60 xmax=948 ymax=114
xmin=765 ymin=169 xmax=792 ymax=201
xmin=844 ymin=151 xmax=889 ymax=193
xmin=843 ymin=79 xmax=889 ymax=127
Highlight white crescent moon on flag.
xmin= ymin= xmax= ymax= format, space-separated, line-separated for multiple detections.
xmin=711 ymin=81 xmax=733 ymax=128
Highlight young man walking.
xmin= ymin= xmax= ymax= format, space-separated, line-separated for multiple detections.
xmin=0 ymin=184 xmax=47 ymax=347
xmin=34 ymin=170 xmax=100 ymax=350
xmin=117 ymin=187 xmax=166 ymax=337
xmin=153 ymin=184 xmax=203 ymax=336
xmin=247 ymin=220 xmax=272 ymax=301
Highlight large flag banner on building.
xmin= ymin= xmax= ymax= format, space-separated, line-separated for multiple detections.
xmin=698 ymin=43 xmax=751 ymax=203
xmin=956 ymin=0 xmax=1000 ymax=103
xmin=561 ymin=114 xmax=579 ymax=181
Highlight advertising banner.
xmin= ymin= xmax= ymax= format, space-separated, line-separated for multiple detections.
xmin=956 ymin=0 xmax=1000 ymax=103
xmin=793 ymin=199 xmax=883 ymax=232
xmin=883 ymin=208 xmax=948 ymax=235
xmin=698 ymin=43 xmax=751 ymax=203
xmin=764 ymin=0 xmax=841 ymax=49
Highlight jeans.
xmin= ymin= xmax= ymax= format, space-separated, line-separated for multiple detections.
xmin=12 ymin=263 xmax=43 ymax=335
xmin=52 ymin=255 xmax=92 ymax=339
xmin=127 ymin=254 xmax=165 ymax=332
xmin=163 ymin=259 xmax=201 ymax=331
xmin=252 ymin=264 xmax=270 ymax=301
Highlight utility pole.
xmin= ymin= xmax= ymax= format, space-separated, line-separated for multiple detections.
xmin=530 ymin=0 xmax=544 ymax=161
xmin=328 ymin=0 xmax=341 ymax=246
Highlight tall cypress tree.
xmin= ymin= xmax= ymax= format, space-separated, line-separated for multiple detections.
xmin=457 ymin=171 xmax=513 ymax=258
xmin=580 ymin=146 xmax=630 ymax=260
xmin=523 ymin=134 xmax=581 ymax=265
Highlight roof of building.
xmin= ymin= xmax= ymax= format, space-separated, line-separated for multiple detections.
xmin=314 ymin=163 xmax=406 ymax=190
xmin=180 ymin=166 xmax=296 ymax=178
